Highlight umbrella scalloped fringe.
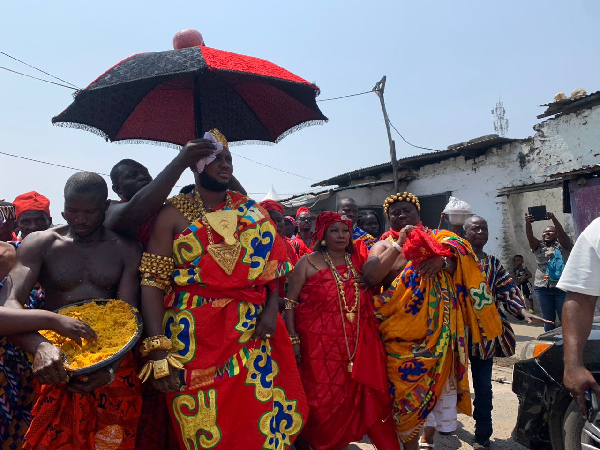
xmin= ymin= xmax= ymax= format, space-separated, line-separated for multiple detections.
xmin=229 ymin=118 xmax=328 ymax=147
xmin=54 ymin=118 xmax=327 ymax=148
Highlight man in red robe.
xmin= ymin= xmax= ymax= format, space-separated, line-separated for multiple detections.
xmin=139 ymin=133 xmax=307 ymax=449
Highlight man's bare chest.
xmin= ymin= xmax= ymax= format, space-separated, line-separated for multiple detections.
xmin=41 ymin=242 xmax=124 ymax=293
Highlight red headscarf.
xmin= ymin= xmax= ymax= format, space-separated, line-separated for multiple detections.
xmin=312 ymin=212 xmax=353 ymax=244
xmin=296 ymin=206 xmax=311 ymax=218
xmin=13 ymin=191 xmax=50 ymax=219
xmin=284 ymin=216 xmax=296 ymax=227
xmin=259 ymin=199 xmax=284 ymax=214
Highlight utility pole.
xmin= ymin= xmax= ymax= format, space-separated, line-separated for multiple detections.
xmin=373 ymin=76 xmax=399 ymax=192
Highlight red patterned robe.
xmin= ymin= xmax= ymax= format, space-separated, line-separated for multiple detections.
xmin=163 ymin=191 xmax=308 ymax=449
xmin=295 ymin=251 xmax=398 ymax=450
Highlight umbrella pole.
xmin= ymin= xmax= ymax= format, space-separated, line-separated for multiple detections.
xmin=194 ymin=71 xmax=202 ymax=139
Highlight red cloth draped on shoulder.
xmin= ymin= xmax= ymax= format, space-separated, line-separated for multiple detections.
xmin=294 ymin=250 xmax=394 ymax=450
xmin=380 ymin=224 xmax=453 ymax=266
xmin=291 ymin=235 xmax=312 ymax=257
xmin=24 ymin=352 xmax=142 ymax=450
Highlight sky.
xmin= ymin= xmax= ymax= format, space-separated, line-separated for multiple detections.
xmin=2 ymin=0 xmax=600 ymax=220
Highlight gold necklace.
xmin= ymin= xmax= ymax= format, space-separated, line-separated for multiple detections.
xmin=324 ymin=250 xmax=361 ymax=373
xmin=194 ymin=191 xmax=241 ymax=275
xmin=324 ymin=251 xmax=359 ymax=322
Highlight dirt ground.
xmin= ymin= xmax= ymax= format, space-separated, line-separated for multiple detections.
xmin=347 ymin=320 xmax=545 ymax=450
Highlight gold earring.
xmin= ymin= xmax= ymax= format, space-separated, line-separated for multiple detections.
xmin=321 ymin=240 xmax=326 ymax=246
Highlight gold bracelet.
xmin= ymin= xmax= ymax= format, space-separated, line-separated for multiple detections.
xmin=141 ymin=279 xmax=172 ymax=294
xmin=290 ymin=336 xmax=301 ymax=345
xmin=140 ymin=335 xmax=173 ymax=357
xmin=153 ymin=359 xmax=170 ymax=379
xmin=284 ymin=298 xmax=299 ymax=310
xmin=138 ymin=352 xmax=186 ymax=383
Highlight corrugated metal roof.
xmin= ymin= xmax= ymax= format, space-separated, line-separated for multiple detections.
xmin=549 ymin=164 xmax=600 ymax=179
xmin=537 ymin=91 xmax=600 ymax=119
xmin=312 ymin=134 xmax=520 ymax=187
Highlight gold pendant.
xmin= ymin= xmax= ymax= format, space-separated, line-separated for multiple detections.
xmin=207 ymin=241 xmax=241 ymax=275
xmin=346 ymin=312 xmax=355 ymax=323
xmin=205 ymin=210 xmax=238 ymax=245
xmin=347 ymin=361 xmax=354 ymax=373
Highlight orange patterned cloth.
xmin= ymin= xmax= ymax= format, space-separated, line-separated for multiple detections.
xmin=23 ymin=352 xmax=141 ymax=450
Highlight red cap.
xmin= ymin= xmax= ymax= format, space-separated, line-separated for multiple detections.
xmin=13 ymin=191 xmax=50 ymax=219
xmin=296 ymin=206 xmax=311 ymax=218
xmin=259 ymin=200 xmax=284 ymax=214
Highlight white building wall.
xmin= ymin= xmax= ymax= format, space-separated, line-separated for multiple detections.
xmin=339 ymin=104 xmax=600 ymax=268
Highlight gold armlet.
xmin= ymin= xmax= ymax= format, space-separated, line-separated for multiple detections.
xmin=140 ymin=335 xmax=173 ymax=357
xmin=139 ymin=252 xmax=175 ymax=279
xmin=141 ymin=279 xmax=172 ymax=294
xmin=290 ymin=336 xmax=301 ymax=345
xmin=284 ymin=298 xmax=299 ymax=310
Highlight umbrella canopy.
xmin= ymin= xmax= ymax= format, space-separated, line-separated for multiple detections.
xmin=52 ymin=46 xmax=327 ymax=146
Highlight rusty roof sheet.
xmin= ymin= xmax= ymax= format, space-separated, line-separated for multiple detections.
xmin=537 ymin=91 xmax=600 ymax=119
xmin=549 ymin=164 xmax=600 ymax=179
xmin=312 ymin=134 xmax=520 ymax=187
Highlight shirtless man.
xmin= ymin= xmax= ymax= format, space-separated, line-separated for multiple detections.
xmin=0 ymin=171 xmax=143 ymax=450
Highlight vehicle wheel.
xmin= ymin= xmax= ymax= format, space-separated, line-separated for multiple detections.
xmin=563 ymin=400 xmax=600 ymax=449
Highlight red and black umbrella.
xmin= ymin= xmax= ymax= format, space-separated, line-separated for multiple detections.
xmin=52 ymin=46 xmax=327 ymax=146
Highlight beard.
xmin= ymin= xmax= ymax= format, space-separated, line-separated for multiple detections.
xmin=198 ymin=170 xmax=232 ymax=192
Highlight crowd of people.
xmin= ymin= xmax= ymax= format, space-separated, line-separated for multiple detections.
xmin=0 ymin=132 xmax=595 ymax=450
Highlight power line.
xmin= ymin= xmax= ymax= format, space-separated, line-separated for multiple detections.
xmin=230 ymin=151 xmax=318 ymax=181
xmin=1 ymin=51 xmax=79 ymax=88
xmin=317 ymin=90 xmax=373 ymax=102
xmin=388 ymin=120 xmax=444 ymax=153
xmin=0 ymin=151 xmax=110 ymax=176
xmin=0 ymin=67 xmax=78 ymax=90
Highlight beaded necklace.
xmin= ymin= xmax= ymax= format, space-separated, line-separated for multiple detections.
xmin=323 ymin=250 xmax=361 ymax=373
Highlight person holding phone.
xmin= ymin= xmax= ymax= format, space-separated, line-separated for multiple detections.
xmin=525 ymin=211 xmax=573 ymax=331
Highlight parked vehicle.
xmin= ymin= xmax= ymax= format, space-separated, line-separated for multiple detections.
xmin=512 ymin=319 xmax=600 ymax=449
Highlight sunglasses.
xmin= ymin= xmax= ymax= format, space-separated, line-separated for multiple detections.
xmin=297 ymin=217 xmax=314 ymax=222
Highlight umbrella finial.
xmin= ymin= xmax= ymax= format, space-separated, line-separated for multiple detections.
xmin=173 ymin=29 xmax=205 ymax=49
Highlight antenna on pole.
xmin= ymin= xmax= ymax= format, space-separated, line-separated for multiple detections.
xmin=373 ymin=76 xmax=399 ymax=192
xmin=491 ymin=98 xmax=509 ymax=137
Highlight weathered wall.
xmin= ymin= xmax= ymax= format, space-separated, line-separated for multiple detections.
xmin=337 ymin=102 xmax=600 ymax=268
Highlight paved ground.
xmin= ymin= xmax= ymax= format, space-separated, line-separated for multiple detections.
xmin=347 ymin=318 xmax=546 ymax=449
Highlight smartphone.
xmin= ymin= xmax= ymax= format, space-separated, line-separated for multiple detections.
xmin=586 ymin=389 xmax=599 ymax=422
xmin=528 ymin=205 xmax=547 ymax=222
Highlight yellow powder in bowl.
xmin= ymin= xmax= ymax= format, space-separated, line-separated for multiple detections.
xmin=40 ymin=300 xmax=138 ymax=370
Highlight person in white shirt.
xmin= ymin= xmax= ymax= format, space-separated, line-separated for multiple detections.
xmin=558 ymin=217 xmax=600 ymax=418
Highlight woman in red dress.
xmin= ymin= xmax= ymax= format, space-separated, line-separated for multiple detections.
xmin=285 ymin=212 xmax=400 ymax=450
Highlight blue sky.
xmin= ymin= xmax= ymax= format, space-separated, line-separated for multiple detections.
xmin=2 ymin=0 xmax=600 ymax=219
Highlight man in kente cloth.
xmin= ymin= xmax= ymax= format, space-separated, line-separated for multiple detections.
xmin=0 ymin=172 xmax=143 ymax=450
xmin=139 ymin=130 xmax=308 ymax=450
xmin=107 ymin=137 xmax=246 ymax=449
xmin=362 ymin=192 xmax=502 ymax=450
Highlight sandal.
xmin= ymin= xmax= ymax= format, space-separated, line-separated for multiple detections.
xmin=419 ymin=443 xmax=435 ymax=449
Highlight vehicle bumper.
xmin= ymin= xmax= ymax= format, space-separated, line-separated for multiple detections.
xmin=512 ymin=360 xmax=562 ymax=449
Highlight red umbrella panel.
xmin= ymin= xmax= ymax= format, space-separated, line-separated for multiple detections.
xmin=52 ymin=46 xmax=328 ymax=146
